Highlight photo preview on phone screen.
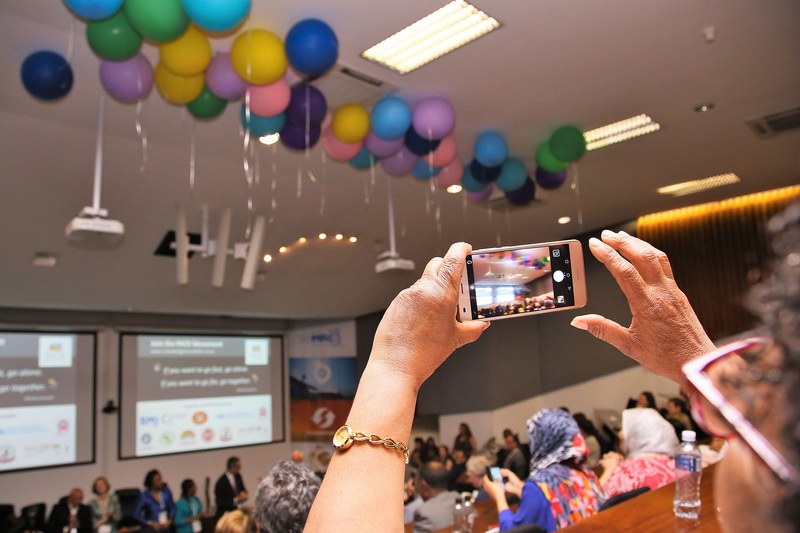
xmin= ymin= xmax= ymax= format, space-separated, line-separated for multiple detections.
xmin=463 ymin=241 xmax=583 ymax=321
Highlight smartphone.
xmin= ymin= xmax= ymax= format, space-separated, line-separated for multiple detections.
xmin=458 ymin=240 xmax=587 ymax=322
xmin=486 ymin=466 xmax=504 ymax=489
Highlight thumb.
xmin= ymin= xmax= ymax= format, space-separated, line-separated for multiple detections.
xmin=456 ymin=321 xmax=490 ymax=348
xmin=570 ymin=314 xmax=631 ymax=354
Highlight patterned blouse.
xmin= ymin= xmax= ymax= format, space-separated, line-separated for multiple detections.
xmin=602 ymin=455 xmax=676 ymax=497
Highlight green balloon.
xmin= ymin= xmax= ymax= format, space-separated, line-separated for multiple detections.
xmin=187 ymin=86 xmax=227 ymax=120
xmin=123 ymin=0 xmax=189 ymax=42
xmin=536 ymin=141 xmax=569 ymax=173
xmin=86 ymin=9 xmax=143 ymax=61
xmin=549 ymin=125 xmax=586 ymax=162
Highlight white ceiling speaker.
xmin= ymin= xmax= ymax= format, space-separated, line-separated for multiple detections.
xmin=65 ymin=94 xmax=125 ymax=245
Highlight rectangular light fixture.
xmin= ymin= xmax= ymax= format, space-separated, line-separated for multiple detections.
xmin=657 ymin=173 xmax=741 ymax=197
xmin=584 ymin=114 xmax=661 ymax=151
xmin=361 ymin=0 xmax=501 ymax=74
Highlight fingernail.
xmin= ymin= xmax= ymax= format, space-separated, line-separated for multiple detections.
xmin=570 ymin=317 xmax=588 ymax=330
xmin=589 ymin=237 xmax=602 ymax=247
xmin=483 ymin=321 xmax=491 ymax=330
xmin=601 ymin=229 xmax=615 ymax=239
xmin=619 ymin=230 xmax=630 ymax=237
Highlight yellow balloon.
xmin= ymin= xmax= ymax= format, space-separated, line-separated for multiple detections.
xmin=230 ymin=29 xmax=287 ymax=85
xmin=159 ymin=25 xmax=212 ymax=77
xmin=154 ymin=62 xmax=204 ymax=104
xmin=332 ymin=104 xmax=370 ymax=143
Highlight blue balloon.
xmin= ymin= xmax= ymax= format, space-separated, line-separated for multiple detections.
xmin=495 ymin=157 xmax=528 ymax=191
xmin=182 ymin=0 xmax=250 ymax=32
xmin=460 ymin=163 xmax=485 ymax=192
xmin=470 ymin=159 xmax=501 ymax=183
xmin=240 ymin=104 xmax=285 ymax=137
xmin=411 ymin=158 xmax=441 ymax=180
xmin=20 ymin=51 xmax=73 ymax=101
xmin=371 ymin=96 xmax=412 ymax=140
xmin=64 ymin=0 xmax=123 ymax=20
xmin=405 ymin=126 xmax=440 ymax=156
xmin=350 ymin=146 xmax=377 ymax=170
xmin=505 ymin=177 xmax=536 ymax=206
xmin=474 ymin=130 xmax=509 ymax=168
xmin=285 ymin=19 xmax=338 ymax=78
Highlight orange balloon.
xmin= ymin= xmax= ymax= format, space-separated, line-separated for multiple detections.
xmin=160 ymin=25 xmax=212 ymax=77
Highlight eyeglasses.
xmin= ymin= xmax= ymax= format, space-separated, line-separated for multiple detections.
xmin=682 ymin=337 xmax=796 ymax=482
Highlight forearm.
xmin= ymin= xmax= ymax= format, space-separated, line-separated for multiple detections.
xmin=305 ymin=360 xmax=418 ymax=532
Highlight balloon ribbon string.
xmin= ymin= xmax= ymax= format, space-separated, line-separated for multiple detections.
xmin=243 ymin=89 xmax=252 ymax=239
xmin=571 ymin=163 xmax=583 ymax=227
xmin=135 ymin=74 xmax=148 ymax=175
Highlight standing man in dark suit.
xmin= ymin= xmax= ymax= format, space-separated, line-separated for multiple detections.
xmin=214 ymin=457 xmax=247 ymax=518
xmin=48 ymin=488 xmax=93 ymax=533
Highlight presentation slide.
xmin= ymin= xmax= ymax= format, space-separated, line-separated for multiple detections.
xmin=0 ymin=331 xmax=96 ymax=473
xmin=119 ymin=334 xmax=284 ymax=459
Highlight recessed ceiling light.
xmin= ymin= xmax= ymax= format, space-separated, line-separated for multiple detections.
xmin=335 ymin=234 xmax=343 ymax=240
xmin=584 ymin=114 xmax=661 ymax=151
xmin=279 ymin=246 xmax=287 ymax=253
xmin=694 ymin=103 xmax=715 ymax=113
xmin=263 ymin=254 xmax=273 ymax=263
xmin=298 ymin=237 xmax=307 ymax=243
xmin=319 ymin=233 xmax=327 ymax=240
xmin=657 ymin=173 xmax=740 ymax=197
xmin=349 ymin=236 xmax=358 ymax=243
xmin=259 ymin=133 xmax=280 ymax=145
xmin=558 ymin=216 xmax=571 ymax=225
xmin=361 ymin=0 xmax=501 ymax=74
xmin=447 ymin=184 xmax=463 ymax=193
xmin=32 ymin=253 xmax=57 ymax=267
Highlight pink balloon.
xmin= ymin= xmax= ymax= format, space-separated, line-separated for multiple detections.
xmin=434 ymin=158 xmax=464 ymax=188
xmin=423 ymin=134 xmax=457 ymax=167
xmin=467 ymin=183 xmax=493 ymax=202
xmin=381 ymin=146 xmax=418 ymax=176
xmin=323 ymin=126 xmax=363 ymax=161
xmin=412 ymin=96 xmax=455 ymax=140
xmin=247 ymin=77 xmax=290 ymax=117
xmin=206 ymin=52 xmax=247 ymax=100
xmin=99 ymin=54 xmax=153 ymax=103
xmin=364 ymin=129 xmax=404 ymax=157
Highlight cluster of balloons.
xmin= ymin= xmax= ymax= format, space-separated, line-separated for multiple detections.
xmin=457 ymin=131 xmax=534 ymax=205
xmin=533 ymin=125 xmax=587 ymax=189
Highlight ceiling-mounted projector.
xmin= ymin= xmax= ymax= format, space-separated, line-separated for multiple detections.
xmin=375 ymin=251 xmax=415 ymax=274
xmin=65 ymin=207 xmax=124 ymax=245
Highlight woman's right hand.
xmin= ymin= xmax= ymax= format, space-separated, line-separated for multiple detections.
xmin=499 ymin=468 xmax=524 ymax=497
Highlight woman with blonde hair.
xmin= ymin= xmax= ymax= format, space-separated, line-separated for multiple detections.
xmin=214 ymin=510 xmax=255 ymax=533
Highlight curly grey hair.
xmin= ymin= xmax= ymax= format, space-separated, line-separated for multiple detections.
xmin=253 ymin=461 xmax=321 ymax=533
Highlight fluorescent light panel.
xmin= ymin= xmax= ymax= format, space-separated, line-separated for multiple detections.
xmin=584 ymin=114 xmax=661 ymax=151
xmin=657 ymin=173 xmax=741 ymax=197
xmin=362 ymin=1 xmax=500 ymax=74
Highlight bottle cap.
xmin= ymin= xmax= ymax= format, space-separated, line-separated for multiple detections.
xmin=681 ymin=430 xmax=696 ymax=442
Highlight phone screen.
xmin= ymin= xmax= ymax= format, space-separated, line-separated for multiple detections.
xmin=465 ymin=243 xmax=576 ymax=320
xmin=488 ymin=466 xmax=504 ymax=488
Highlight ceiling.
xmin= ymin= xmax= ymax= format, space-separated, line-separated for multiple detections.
xmin=0 ymin=0 xmax=798 ymax=320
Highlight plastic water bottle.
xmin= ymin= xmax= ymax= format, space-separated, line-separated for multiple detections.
xmin=673 ymin=430 xmax=703 ymax=519
xmin=452 ymin=496 xmax=464 ymax=531
xmin=461 ymin=496 xmax=476 ymax=533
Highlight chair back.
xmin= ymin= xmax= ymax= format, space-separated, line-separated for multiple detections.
xmin=115 ymin=488 xmax=141 ymax=533
xmin=20 ymin=503 xmax=46 ymax=533
xmin=599 ymin=486 xmax=651 ymax=511
xmin=503 ymin=524 xmax=546 ymax=533
xmin=0 ymin=504 xmax=17 ymax=533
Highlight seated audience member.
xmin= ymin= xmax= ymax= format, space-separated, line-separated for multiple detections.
xmin=135 ymin=470 xmax=176 ymax=533
xmin=447 ymin=448 xmax=471 ymax=493
xmin=636 ymin=391 xmax=657 ymax=409
xmin=570 ymin=211 xmax=800 ymax=533
xmin=464 ymin=455 xmax=491 ymax=503
xmin=215 ymin=457 xmax=247 ymax=518
xmin=412 ymin=461 xmax=459 ymax=533
xmin=665 ymin=397 xmax=692 ymax=433
xmin=174 ymin=479 xmax=204 ymax=533
xmin=502 ymin=433 xmax=528 ymax=480
xmin=89 ymin=477 xmax=120 ymax=533
xmin=572 ymin=413 xmax=602 ymax=468
xmin=453 ymin=423 xmax=477 ymax=457
xmin=485 ymin=409 xmax=605 ymax=532
xmin=48 ymin=489 xmax=92 ymax=533
xmin=424 ymin=437 xmax=438 ymax=462
xmin=495 ymin=429 xmax=514 ymax=467
xmin=403 ymin=467 xmax=423 ymax=524
xmin=253 ymin=461 xmax=320 ymax=533
xmin=214 ymin=510 xmax=254 ymax=533
xmin=438 ymin=445 xmax=454 ymax=471
xmin=598 ymin=408 xmax=678 ymax=497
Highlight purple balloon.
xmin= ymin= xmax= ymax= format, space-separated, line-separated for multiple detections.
xmin=206 ymin=52 xmax=247 ymax=100
xmin=534 ymin=166 xmax=568 ymax=190
xmin=505 ymin=177 xmax=536 ymax=206
xmin=381 ymin=146 xmax=417 ymax=176
xmin=279 ymin=120 xmax=322 ymax=151
xmin=99 ymin=53 xmax=153 ymax=103
xmin=364 ymin=129 xmax=403 ymax=157
xmin=467 ymin=183 xmax=493 ymax=202
xmin=412 ymin=96 xmax=455 ymax=140
xmin=286 ymin=83 xmax=327 ymax=126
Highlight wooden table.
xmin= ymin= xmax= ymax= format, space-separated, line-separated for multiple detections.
xmin=562 ymin=463 xmax=722 ymax=533
xmin=405 ymin=498 xmax=505 ymax=533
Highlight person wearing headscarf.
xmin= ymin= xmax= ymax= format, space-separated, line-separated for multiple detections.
xmin=598 ymin=407 xmax=679 ymax=497
xmin=484 ymin=409 xmax=606 ymax=532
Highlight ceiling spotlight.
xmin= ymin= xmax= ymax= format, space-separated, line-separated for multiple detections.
xmin=349 ymin=236 xmax=358 ymax=243
xmin=298 ymin=237 xmax=307 ymax=243
xmin=319 ymin=233 xmax=327 ymax=240
xmin=694 ymin=103 xmax=715 ymax=113
xmin=558 ymin=216 xmax=571 ymax=225
xmin=263 ymin=254 xmax=273 ymax=263
xmin=32 ymin=253 xmax=58 ymax=267
xmin=447 ymin=184 xmax=463 ymax=193
xmin=279 ymin=246 xmax=287 ymax=253
xmin=259 ymin=133 xmax=280 ymax=145
xmin=335 ymin=234 xmax=343 ymax=240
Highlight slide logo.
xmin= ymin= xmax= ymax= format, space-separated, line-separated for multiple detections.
xmin=180 ymin=431 xmax=196 ymax=444
xmin=192 ymin=412 xmax=208 ymax=425
xmin=311 ymin=407 xmax=336 ymax=429
xmin=140 ymin=416 xmax=159 ymax=428
xmin=310 ymin=328 xmax=341 ymax=346
xmin=202 ymin=428 xmax=214 ymax=443
xmin=0 ymin=445 xmax=15 ymax=463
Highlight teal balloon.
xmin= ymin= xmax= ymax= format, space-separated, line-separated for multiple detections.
xmin=349 ymin=146 xmax=376 ymax=170
xmin=549 ymin=125 xmax=586 ymax=162
xmin=495 ymin=157 xmax=527 ymax=192
xmin=240 ymin=104 xmax=285 ymax=136
xmin=474 ymin=130 xmax=508 ymax=167
xmin=411 ymin=158 xmax=440 ymax=180
xmin=187 ymin=86 xmax=227 ymax=119
xmin=536 ymin=141 xmax=569 ymax=173
xmin=460 ymin=163 xmax=485 ymax=192
xmin=124 ymin=0 xmax=189 ymax=42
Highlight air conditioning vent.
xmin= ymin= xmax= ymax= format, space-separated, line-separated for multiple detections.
xmin=746 ymin=105 xmax=800 ymax=139
xmin=313 ymin=66 xmax=397 ymax=109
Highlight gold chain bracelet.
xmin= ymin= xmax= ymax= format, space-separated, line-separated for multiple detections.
xmin=332 ymin=424 xmax=410 ymax=464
